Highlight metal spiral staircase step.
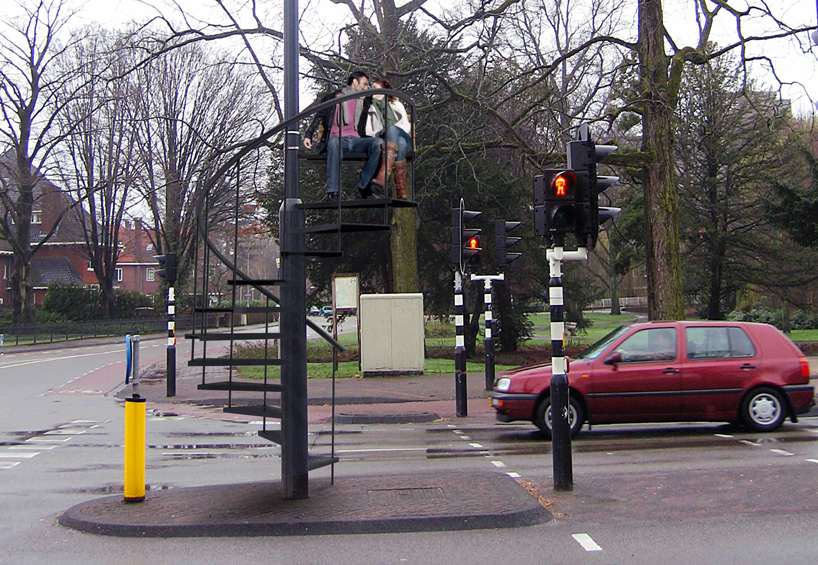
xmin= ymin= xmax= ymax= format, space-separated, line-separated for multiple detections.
xmin=185 ymin=332 xmax=283 ymax=341
xmin=295 ymin=222 xmax=390 ymax=235
xmin=223 ymin=404 xmax=283 ymax=418
xmin=189 ymin=358 xmax=283 ymax=367
xmin=227 ymin=278 xmax=290 ymax=286
xmin=296 ymin=197 xmax=417 ymax=210
xmin=198 ymin=381 xmax=283 ymax=392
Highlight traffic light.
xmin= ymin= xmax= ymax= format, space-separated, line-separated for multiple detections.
xmin=450 ymin=201 xmax=482 ymax=274
xmin=495 ymin=220 xmax=521 ymax=269
xmin=154 ymin=252 xmax=177 ymax=284
xmin=567 ymin=124 xmax=621 ymax=249
xmin=534 ymin=170 xmax=577 ymax=237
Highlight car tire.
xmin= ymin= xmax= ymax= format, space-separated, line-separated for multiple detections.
xmin=741 ymin=387 xmax=786 ymax=432
xmin=534 ymin=394 xmax=584 ymax=439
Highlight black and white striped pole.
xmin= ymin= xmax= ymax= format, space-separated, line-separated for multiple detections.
xmin=471 ymin=274 xmax=504 ymax=390
xmin=454 ymin=270 xmax=468 ymax=417
xmin=167 ymin=286 xmax=176 ymax=397
xmin=548 ymin=245 xmax=586 ymax=491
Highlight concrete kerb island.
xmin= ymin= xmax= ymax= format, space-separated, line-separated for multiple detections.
xmin=59 ymin=471 xmax=551 ymax=537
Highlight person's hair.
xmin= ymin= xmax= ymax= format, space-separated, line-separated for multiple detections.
xmin=372 ymin=78 xmax=397 ymax=102
xmin=346 ymin=70 xmax=369 ymax=86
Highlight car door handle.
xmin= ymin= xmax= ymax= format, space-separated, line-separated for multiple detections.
xmin=663 ymin=368 xmax=680 ymax=374
xmin=741 ymin=364 xmax=756 ymax=370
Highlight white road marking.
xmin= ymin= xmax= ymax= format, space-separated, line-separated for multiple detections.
xmin=0 ymin=349 xmax=123 ymax=370
xmin=506 ymin=472 xmax=521 ymax=478
xmin=806 ymin=459 xmax=818 ymax=464
xmin=739 ymin=440 xmax=759 ymax=446
xmin=469 ymin=443 xmax=483 ymax=448
xmin=9 ymin=445 xmax=56 ymax=450
xmin=0 ymin=462 xmax=20 ymax=469
xmin=25 ymin=437 xmax=71 ymax=443
xmin=336 ymin=448 xmax=428 ymax=453
xmin=491 ymin=461 xmax=506 ymax=468
xmin=0 ymin=451 xmax=39 ymax=458
xmin=770 ymin=449 xmax=794 ymax=456
xmin=573 ymin=533 xmax=602 ymax=552
xmin=714 ymin=433 xmax=733 ymax=438
xmin=45 ymin=429 xmax=85 ymax=435
xmin=459 ymin=435 xmax=471 ymax=440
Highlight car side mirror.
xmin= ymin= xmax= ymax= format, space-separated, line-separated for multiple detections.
xmin=604 ymin=352 xmax=622 ymax=365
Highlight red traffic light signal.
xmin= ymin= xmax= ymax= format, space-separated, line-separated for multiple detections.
xmin=551 ymin=171 xmax=576 ymax=199
xmin=467 ymin=236 xmax=479 ymax=250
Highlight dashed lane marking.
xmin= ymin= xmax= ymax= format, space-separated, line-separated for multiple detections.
xmin=806 ymin=459 xmax=818 ymax=464
xmin=25 ymin=436 xmax=71 ymax=443
xmin=739 ymin=440 xmax=759 ymax=446
xmin=714 ymin=433 xmax=733 ymax=438
xmin=0 ymin=451 xmax=39 ymax=458
xmin=572 ymin=533 xmax=603 ymax=552
xmin=0 ymin=462 xmax=20 ymax=469
xmin=770 ymin=449 xmax=794 ymax=456
xmin=491 ymin=460 xmax=506 ymax=468
xmin=469 ymin=443 xmax=483 ymax=448
xmin=9 ymin=445 xmax=56 ymax=450
xmin=506 ymin=472 xmax=521 ymax=478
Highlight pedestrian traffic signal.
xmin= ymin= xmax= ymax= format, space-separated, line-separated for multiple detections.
xmin=154 ymin=252 xmax=177 ymax=284
xmin=567 ymin=124 xmax=621 ymax=249
xmin=534 ymin=170 xmax=577 ymax=238
xmin=495 ymin=220 xmax=521 ymax=269
xmin=450 ymin=199 xmax=482 ymax=274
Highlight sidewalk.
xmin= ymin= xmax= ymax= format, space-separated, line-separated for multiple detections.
xmin=122 ymin=357 xmax=499 ymax=426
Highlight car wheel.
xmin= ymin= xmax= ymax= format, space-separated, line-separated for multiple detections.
xmin=534 ymin=394 xmax=584 ymax=439
xmin=741 ymin=387 xmax=786 ymax=432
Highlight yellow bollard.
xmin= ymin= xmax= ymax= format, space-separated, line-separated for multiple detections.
xmin=124 ymin=396 xmax=146 ymax=502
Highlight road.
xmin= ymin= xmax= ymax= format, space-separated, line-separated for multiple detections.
xmin=2 ymin=338 xmax=818 ymax=563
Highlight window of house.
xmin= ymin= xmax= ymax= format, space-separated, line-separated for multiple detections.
xmin=31 ymin=211 xmax=42 ymax=225
xmin=147 ymin=267 xmax=155 ymax=282
xmin=87 ymin=261 xmax=93 ymax=271
xmin=146 ymin=243 xmax=154 ymax=252
xmin=2 ymin=265 xmax=6 ymax=280
xmin=115 ymin=267 xmax=123 ymax=282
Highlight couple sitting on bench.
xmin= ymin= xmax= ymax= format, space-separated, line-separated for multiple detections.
xmin=303 ymin=70 xmax=411 ymax=201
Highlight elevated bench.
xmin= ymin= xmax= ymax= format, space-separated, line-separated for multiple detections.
xmin=300 ymin=149 xmax=415 ymax=162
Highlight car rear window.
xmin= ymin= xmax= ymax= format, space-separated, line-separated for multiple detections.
xmin=685 ymin=327 xmax=756 ymax=359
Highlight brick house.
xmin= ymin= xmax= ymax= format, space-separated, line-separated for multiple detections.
xmin=0 ymin=154 xmax=161 ymax=306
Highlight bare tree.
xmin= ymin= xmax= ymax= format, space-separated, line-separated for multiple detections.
xmin=130 ymin=41 xmax=273 ymax=291
xmin=0 ymin=0 xmax=88 ymax=323
xmin=55 ymin=28 xmax=145 ymax=318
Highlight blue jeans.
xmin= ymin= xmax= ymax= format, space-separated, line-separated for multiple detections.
xmin=385 ymin=126 xmax=411 ymax=162
xmin=326 ymin=136 xmax=383 ymax=194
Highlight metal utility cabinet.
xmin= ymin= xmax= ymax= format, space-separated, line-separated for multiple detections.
xmin=360 ymin=293 xmax=425 ymax=376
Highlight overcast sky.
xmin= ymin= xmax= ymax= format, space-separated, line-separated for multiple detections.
xmin=15 ymin=0 xmax=818 ymax=116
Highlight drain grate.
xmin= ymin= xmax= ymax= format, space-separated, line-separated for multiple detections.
xmin=367 ymin=487 xmax=446 ymax=503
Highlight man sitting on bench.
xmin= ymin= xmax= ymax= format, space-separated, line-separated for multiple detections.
xmin=303 ymin=71 xmax=382 ymax=201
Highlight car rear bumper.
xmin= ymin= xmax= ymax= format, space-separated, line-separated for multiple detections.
xmin=784 ymin=384 xmax=815 ymax=415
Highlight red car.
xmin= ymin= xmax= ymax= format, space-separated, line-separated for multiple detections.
xmin=491 ymin=321 xmax=814 ymax=437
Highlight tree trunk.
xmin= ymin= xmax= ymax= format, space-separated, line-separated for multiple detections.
xmin=639 ymin=0 xmax=685 ymax=321
xmin=390 ymin=208 xmax=418 ymax=292
xmin=610 ymin=273 xmax=621 ymax=315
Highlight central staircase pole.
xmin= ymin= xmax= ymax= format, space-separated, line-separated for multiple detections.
xmin=281 ymin=0 xmax=309 ymax=500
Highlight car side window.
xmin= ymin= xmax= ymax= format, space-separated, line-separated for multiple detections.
xmin=728 ymin=327 xmax=756 ymax=358
xmin=614 ymin=328 xmax=677 ymax=363
xmin=685 ymin=327 xmax=755 ymax=359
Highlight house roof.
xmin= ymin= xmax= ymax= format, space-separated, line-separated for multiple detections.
xmin=29 ymin=257 xmax=82 ymax=288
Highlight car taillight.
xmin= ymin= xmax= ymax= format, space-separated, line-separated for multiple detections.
xmin=800 ymin=357 xmax=810 ymax=379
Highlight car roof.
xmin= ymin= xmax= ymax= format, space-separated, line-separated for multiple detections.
xmin=623 ymin=320 xmax=774 ymax=331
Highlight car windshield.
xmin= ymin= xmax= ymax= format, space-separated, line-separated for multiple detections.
xmin=575 ymin=325 xmax=630 ymax=360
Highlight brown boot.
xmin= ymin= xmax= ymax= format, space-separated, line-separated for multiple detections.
xmin=393 ymin=160 xmax=407 ymax=199
xmin=369 ymin=142 xmax=398 ymax=190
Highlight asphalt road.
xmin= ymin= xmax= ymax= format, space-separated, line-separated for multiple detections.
xmin=2 ymin=338 xmax=818 ymax=563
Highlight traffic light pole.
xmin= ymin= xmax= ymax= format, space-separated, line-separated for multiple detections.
xmin=167 ymin=287 xmax=176 ymax=397
xmin=547 ymin=244 xmax=587 ymax=492
xmin=454 ymin=270 xmax=468 ymax=417
xmin=471 ymin=274 xmax=504 ymax=390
